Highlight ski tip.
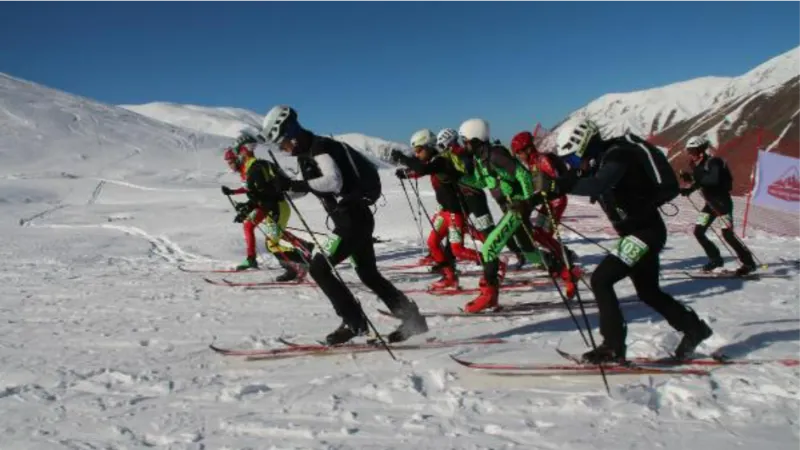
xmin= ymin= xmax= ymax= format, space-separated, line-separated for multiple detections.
xmin=448 ymin=354 xmax=474 ymax=367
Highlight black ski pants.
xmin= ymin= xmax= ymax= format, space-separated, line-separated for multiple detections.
xmin=590 ymin=220 xmax=704 ymax=353
xmin=309 ymin=200 xmax=410 ymax=331
xmin=693 ymin=197 xmax=754 ymax=265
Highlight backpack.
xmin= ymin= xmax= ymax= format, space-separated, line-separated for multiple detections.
xmin=623 ymin=133 xmax=680 ymax=208
xmin=340 ymin=141 xmax=382 ymax=206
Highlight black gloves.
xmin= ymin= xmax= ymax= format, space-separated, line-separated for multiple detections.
xmin=391 ymin=149 xmax=409 ymax=164
xmin=233 ymin=201 xmax=253 ymax=223
xmin=395 ymin=168 xmax=409 ymax=179
xmin=288 ymin=179 xmax=310 ymax=193
xmin=221 ymin=185 xmax=234 ymax=196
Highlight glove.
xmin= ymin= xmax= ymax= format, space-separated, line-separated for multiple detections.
xmin=395 ymin=168 xmax=409 ymax=179
xmin=679 ymin=170 xmax=693 ymax=183
xmin=273 ymin=173 xmax=292 ymax=192
xmin=288 ymin=179 xmax=311 ymax=193
xmin=221 ymin=185 xmax=234 ymax=196
xmin=390 ymin=149 xmax=408 ymax=163
xmin=233 ymin=201 xmax=253 ymax=223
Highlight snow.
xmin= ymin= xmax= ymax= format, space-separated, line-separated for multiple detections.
xmin=120 ymin=102 xmax=410 ymax=167
xmin=2 ymin=72 xmax=800 ymax=450
xmin=550 ymin=46 xmax=800 ymax=140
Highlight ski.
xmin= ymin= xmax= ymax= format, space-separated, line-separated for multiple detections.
xmin=449 ymin=355 xmax=710 ymax=376
xmin=179 ymin=265 xmax=260 ymax=274
xmin=402 ymin=278 xmax=552 ymax=296
xmin=377 ymin=298 xmax=638 ymax=319
xmin=210 ymin=337 xmax=507 ymax=361
xmin=680 ymin=270 xmax=790 ymax=280
xmin=555 ymin=348 xmax=799 ymax=368
xmin=203 ymin=277 xmax=316 ymax=287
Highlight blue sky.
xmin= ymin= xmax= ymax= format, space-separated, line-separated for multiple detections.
xmin=1 ymin=2 xmax=797 ymax=144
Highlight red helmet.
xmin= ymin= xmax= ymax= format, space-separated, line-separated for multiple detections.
xmin=223 ymin=147 xmax=237 ymax=163
xmin=511 ymin=131 xmax=536 ymax=155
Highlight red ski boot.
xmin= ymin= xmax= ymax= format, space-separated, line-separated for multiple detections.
xmin=430 ymin=266 xmax=459 ymax=290
xmin=463 ymin=284 xmax=499 ymax=313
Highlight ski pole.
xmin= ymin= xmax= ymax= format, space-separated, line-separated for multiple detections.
xmin=685 ymin=196 xmax=739 ymax=261
xmin=398 ymin=176 xmax=426 ymax=248
xmin=539 ymin=192 xmax=610 ymax=395
xmin=557 ymin=222 xmax=613 ymax=254
xmin=266 ymin=149 xmax=395 ymax=361
xmin=505 ymin=194 xmax=590 ymax=347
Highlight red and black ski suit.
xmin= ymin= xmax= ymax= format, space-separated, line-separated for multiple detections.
xmin=524 ymin=152 xmax=569 ymax=256
xmin=229 ymin=157 xmax=269 ymax=261
xmin=397 ymin=153 xmax=481 ymax=267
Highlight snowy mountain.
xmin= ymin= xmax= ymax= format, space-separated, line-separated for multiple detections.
xmin=120 ymin=102 xmax=409 ymax=168
xmin=0 ymin=74 xmax=231 ymax=180
xmin=548 ymin=46 xmax=799 ymax=147
xmin=119 ymin=102 xmax=264 ymax=140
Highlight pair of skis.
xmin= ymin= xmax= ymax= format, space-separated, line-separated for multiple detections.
xmin=209 ymin=337 xmax=799 ymax=377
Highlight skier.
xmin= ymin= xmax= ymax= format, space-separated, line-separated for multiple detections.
xmin=392 ymin=129 xmax=482 ymax=290
xmin=257 ymin=105 xmax=428 ymax=345
xmin=678 ymin=136 xmax=756 ymax=276
xmin=551 ymin=119 xmax=712 ymax=364
xmin=510 ymin=131 xmax=581 ymax=298
xmin=224 ymin=131 xmax=315 ymax=282
xmin=220 ymin=132 xmax=264 ymax=271
xmin=436 ymin=128 xmax=528 ymax=270
xmin=457 ymin=118 xmax=541 ymax=313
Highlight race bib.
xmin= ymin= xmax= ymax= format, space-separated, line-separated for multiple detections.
xmin=472 ymin=214 xmax=494 ymax=230
xmin=612 ymin=235 xmax=649 ymax=267
xmin=448 ymin=226 xmax=463 ymax=243
xmin=696 ymin=213 xmax=711 ymax=226
xmin=264 ymin=221 xmax=281 ymax=241
xmin=433 ymin=215 xmax=445 ymax=232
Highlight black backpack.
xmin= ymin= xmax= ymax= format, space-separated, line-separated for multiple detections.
xmin=340 ymin=142 xmax=382 ymax=206
xmin=623 ymin=134 xmax=680 ymax=208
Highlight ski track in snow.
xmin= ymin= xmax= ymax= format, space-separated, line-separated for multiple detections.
xmin=1 ymin=170 xmax=799 ymax=449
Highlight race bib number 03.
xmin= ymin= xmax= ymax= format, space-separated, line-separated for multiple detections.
xmin=612 ymin=235 xmax=649 ymax=267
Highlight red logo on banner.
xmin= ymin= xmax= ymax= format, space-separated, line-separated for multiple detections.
xmin=768 ymin=166 xmax=800 ymax=202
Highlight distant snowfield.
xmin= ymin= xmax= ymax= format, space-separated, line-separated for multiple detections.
xmin=2 ymin=69 xmax=799 ymax=450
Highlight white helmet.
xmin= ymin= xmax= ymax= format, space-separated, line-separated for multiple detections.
xmin=458 ymin=118 xmax=490 ymax=143
xmin=259 ymin=105 xmax=299 ymax=144
xmin=686 ymin=136 xmax=709 ymax=152
xmin=436 ymin=128 xmax=458 ymax=149
xmin=556 ymin=119 xmax=600 ymax=158
xmin=410 ymin=129 xmax=436 ymax=148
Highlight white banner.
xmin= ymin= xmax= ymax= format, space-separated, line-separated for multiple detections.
xmin=751 ymin=150 xmax=800 ymax=214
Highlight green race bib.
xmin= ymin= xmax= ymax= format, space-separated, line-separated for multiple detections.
xmin=612 ymin=235 xmax=649 ymax=267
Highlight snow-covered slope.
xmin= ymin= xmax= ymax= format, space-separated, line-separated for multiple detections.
xmin=550 ymin=46 xmax=799 ymax=142
xmin=120 ymin=101 xmax=263 ymax=139
xmin=1 ymin=69 xmax=799 ymax=450
xmin=120 ymin=102 xmax=409 ymax=167
xmin=0 ymin=73 xmax=232 ymax=181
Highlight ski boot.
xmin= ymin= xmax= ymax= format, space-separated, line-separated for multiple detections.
xmin=581 ymin=342 xmax=626 ymax=365
xmin=701 ymin=258 xmax=724 ymax=272
xmin=674 ymin=320 xmax=713 ymax=360
xmin=387 ymin=301 xmax=429 ymax=343
xmin=235 ymin=256 xmax=258 ymax=271
xmin=325 ymin=320 xmax=368 ymax=346
xmin=512 ymin=251 xmax=526 ymax=271
xmin=429 ymin=261 xmax=448 ymax=275
xmin=418 ymin=253 xmax=436 ymax=266
xmin=734 ymin=262 xmax=757 ymax=277
xmin=430 ymin=266 xmax=459 ymax=290
xmin=464 ymin=283 xmax=499 ymax=313
xmin=275 ymin=261 xmax=306 ymax=282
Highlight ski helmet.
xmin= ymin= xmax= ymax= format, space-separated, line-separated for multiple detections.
xmin=685 ymin=136 xmax=710 ymax=154
xmin=556 ymin=119 xmax=600 ymax=168
xmin=259 ymin=105 xmax=300 ymax=145
xmin=511 ymin=131 xmax=536 ymax=155
xmin=458 ymin=118 xmax=491 ymax=143
xmin=410 ymin=129 xmax=437 ymax=149
xmin=436 ymin=128 xmax=458 ymax=150
xmin=223 ymin=147 xmax=241 ymax=170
